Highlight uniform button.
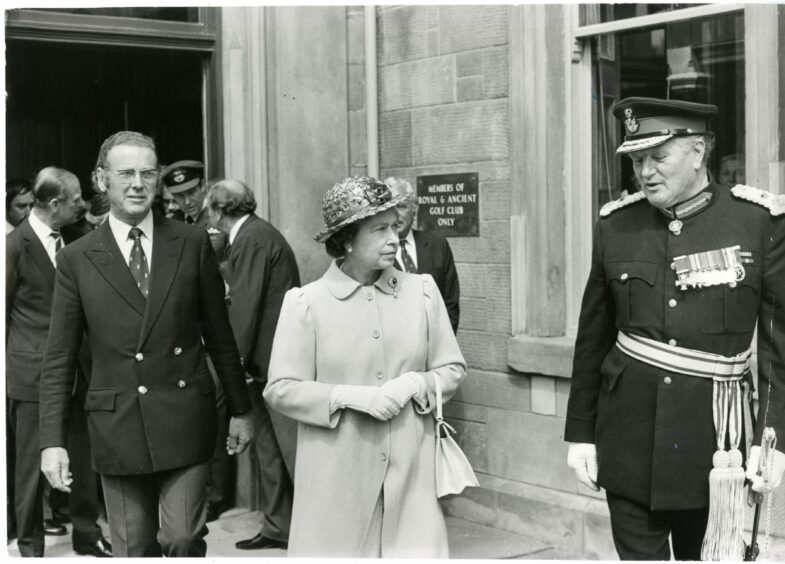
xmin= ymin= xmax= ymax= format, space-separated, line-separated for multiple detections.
xmin=668 ymin=339 xmax=677 ymax=347
xmin=376 ymin=372 xmax=383 ymax=380
xmin=668 ymin=299 xmax=678 ymax=308
xmin=366 ymin=293 xmax=373 ymax=301
xmin=138 ymin=385 xmax=148 ymax=394
xmin=135 ymin=352 xmax=144 ymax=362
xmin=372 ymin=330 xmax=380 ymax=339
xmin=381 ymin=452 xmax=388 ymax=461
xmin=620 ymin=273 xmax=629 ymax=281
xmin=664 ymin=376 xmax=672 ymax=385
xmin=670 ymin=262 xmax=677 ymax=270
xmin=174 ymin=347 xmax=182 ymax=356
xmin=177 ymin=380 xmax=186 ymax=389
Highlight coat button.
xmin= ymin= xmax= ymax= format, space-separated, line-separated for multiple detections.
xmin=668 ymin=339 xmax=677 ymax=347
xmin=381 ymin=452 xmax=387 ymax=461
xmin=620 ymin=273 xmax=629 ymax=281
xmin=177 ymin=380 xmax=186 ymax=389
xmin=135 ymin=352 xmax=144 ymax=362
xmin=174 ymin=347 xmax=182 ymax=356
xmin=376 ymin=372 xmax=383 ymax=380
xmin=668 ymin=299 xmax=678 ymax=308
xmin=664 ymin=377 xmax=672 ymax=385
xmin=366 ymin=293 xmax=373 ymax=301
xmin=138 ymin=385 xmax=148 ymax=394
xmin=372 ymin=330 xmax=380 ymax=339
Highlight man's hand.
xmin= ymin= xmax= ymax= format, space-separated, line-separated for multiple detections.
xmin=226 ymin=412 xmax=254 ymax=455
xmin=332 ymin=385 xmax=402 ymax=421
xmin=567 ymin=442 xmax=600 ymax=492
xmin=746 ymin=446 xmax=785 ymax=493
xmin=41 ymin=447 xmax=73 ymax=493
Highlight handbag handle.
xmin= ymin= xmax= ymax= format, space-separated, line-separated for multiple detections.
xmin=434 ymin=372 xmax=444 ymax=422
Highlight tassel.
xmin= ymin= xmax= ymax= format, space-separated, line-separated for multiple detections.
xmin=701 ymin=448 xmax=746 ymax=560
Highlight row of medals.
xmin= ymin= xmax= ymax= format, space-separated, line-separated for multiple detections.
xmin=671 ymin=244 xmax=747 ymax=291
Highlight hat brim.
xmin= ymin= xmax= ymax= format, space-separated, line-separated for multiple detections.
xmin=166 ymin=178 xmax=202 ymax=194
xmin=314 ymin=194 xmax=407 ymax=243
xmin=616 ymin=133 xmax=674 ymax=154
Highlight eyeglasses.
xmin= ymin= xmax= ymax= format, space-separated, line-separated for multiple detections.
xmin=105 ymin=168 xmax=160 ymax=184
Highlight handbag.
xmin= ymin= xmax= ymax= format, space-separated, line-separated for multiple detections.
xmin=434 ymin=373 xmax=480 ymax=498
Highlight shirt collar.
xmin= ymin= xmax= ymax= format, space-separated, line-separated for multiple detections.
xmin=28 ymin=208 xmax=55 ymax=242
xmin=400 ymin=229 xmax=415 ymax=246
xmin=108 ymin=210 xmax=154 ymax=242
xmin=229 ymin=214 xmax=251 ymax=245
xmin=323 ymin=259 xmax=403 ymax=300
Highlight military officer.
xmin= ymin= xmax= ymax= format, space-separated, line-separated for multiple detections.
xmin=564 ymin=97 xmax=785 ymax=560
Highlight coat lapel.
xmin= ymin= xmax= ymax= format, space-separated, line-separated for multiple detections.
xmin=85 ymin=221 xmax=147 ymax=317
xmin=20 ymin=221 xmax=55 ymax=289
xmin=137 ymin=216 xmax=185 ymax=350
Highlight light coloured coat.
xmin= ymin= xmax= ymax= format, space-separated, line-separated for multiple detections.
xmin=264 ymin=261 xmax=466 ymax=557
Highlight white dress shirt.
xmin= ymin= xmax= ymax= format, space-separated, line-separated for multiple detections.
xmin=395 ymin=229 xmax=418 ymax=271
xmin=28 ymin=209 xmax=62 ymax=266
xmin=107 ymin=211 xmax=154 ymax=267
xmin=228 ymin=214 xmax=251 ymax=246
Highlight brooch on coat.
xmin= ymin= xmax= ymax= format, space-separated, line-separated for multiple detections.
xmin=672 ymin=245 xmax=749 ymax=290
xmin=387 ymin=275 xmax=399 ymax=298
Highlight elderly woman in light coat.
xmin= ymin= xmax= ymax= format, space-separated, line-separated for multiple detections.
xmin=264 ymin=176 xmax=467 ymax=558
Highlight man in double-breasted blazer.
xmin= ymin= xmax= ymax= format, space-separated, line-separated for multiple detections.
xmin=7 ymin=167 xmax=111 ymax=557
xmin=386 ymin=177 xmax=460 ymax=333
xmin=206 ymin=179 xmax=300 ymax=550
xmin=39 ymin=131 xmax=253 ymax=557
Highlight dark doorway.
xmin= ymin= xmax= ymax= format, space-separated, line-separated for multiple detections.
xmin=6 ymin=40 xmax=204 ymax=197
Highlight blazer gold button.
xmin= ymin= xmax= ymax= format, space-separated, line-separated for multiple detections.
xmin=663 ymin=377 xmax=672 ymax=385
xmin=372 ymin=330 xmax=380 ymax=338
xmin=620 ymin=273 xmax=629 ymax=281
xmin=135 ymin=352 xmax=144 ymax=362
xmin=138 ymin=385 xmax=148 ymax=394
xmin=668 ymin=299 xmax=677 ymax=308
xmin=174 ymin=347 xmax=182 ymax=356
xmin=177 ymin=380 xmax=186 ymax=389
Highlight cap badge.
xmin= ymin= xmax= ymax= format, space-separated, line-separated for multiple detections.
xmin=624 ymin=108 xmax=639 ymax=135
xmin=173 ymin=170 xmax=185 ymax=183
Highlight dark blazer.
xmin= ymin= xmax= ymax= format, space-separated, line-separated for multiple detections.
xmin=395 ymin=229 xmax=460 ymax=333
xmin=6 ymin=219 xmax=81 ymax=401
xmin=39 ymin=214 xmax=251 ymax=475
xmin=223 ymin=215 xmax=300 ymax=382
xmin=565 ymin=181 xmax=785 ymax=510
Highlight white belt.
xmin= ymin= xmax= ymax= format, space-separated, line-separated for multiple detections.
xmin=616 ymin=331 xmax=751 ymax=380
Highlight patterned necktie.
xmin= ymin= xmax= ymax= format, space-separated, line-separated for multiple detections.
xmin=400 ymin=239 xmax=418 ymax=273
xmin=50 ymin=231 xmax=62 ymax=253
xmin=128 ymin=227 xmax=149 ymax=298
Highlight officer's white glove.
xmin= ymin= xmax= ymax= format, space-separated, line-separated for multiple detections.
xmin=331 ymin=385 xmax=402 ymax=421
xmin=380 ymin=371 xmax=425 ymax=409
xmin=746 ymin=446 xmax=785 ymax=493
xmin=567 ymin=442 xmax=600 ymax=492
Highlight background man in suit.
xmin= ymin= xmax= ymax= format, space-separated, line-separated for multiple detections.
xmin=6 ymin=167 xmax=110 ymax=557
xmin=206 ymin=179 xmax=299 ymax=550
xmin=6 ymin=178 xmax=34 ymax=234
xmin=385 ymin=177 xmax=460 ymax=333
xmin=39 ymin=131 xmax=254 ymax=557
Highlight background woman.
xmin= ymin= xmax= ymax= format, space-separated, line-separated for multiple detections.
xmin=264 ymin=176 xmax=466 ymax=557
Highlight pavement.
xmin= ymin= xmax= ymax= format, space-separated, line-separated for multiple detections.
xmin=4 ymin=508 xmax=566 ymax=559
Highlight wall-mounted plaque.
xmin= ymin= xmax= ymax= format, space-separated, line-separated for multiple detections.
xmin=416 ymin=172 xmax=479 ymax=237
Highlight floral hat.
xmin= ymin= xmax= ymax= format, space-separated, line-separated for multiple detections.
xmin=314 ymin=176 xmax=406 ymax=243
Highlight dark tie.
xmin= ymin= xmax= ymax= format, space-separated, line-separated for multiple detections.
xmin=400 ymin=239 xmax=418 ymax=273
xmin=128 ymin=227 xmax=149 ymax=298
xmin=185 ymin=215 xmax=195 ymax=225
xmin=50 ymin=231 xmax=62 ymax=253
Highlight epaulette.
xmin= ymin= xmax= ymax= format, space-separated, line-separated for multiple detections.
xmin=600 ymin=191 xmax=646 ymax=217
xmin=731 ymin=184 xmax=785 ymax=216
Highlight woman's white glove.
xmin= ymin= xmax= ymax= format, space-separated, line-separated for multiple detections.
xmin=380 ymin=371 xmax=425 ymax=408
xmin=567 ymin=442 xmax=600 ymax=491
xmin=331 ymin=385 xmax=402 ymax=421
xmin=746 ymin=446 xmax=785 ymax=492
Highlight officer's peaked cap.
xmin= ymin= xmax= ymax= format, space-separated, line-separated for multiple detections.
xmin=612 ymin=97 xmax=717 ymax=154
xmin=161 ymin=160 xmax=204 ymax=193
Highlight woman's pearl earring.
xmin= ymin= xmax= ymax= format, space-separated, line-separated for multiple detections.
xmin=347 ymin=245 xmax=353 ymax=253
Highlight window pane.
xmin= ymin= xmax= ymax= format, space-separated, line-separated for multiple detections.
xmin=30 ymin=8 xmax=199 ymax=23
xmin=596 ymin=4 xmax=708 ymax=24
xmin=592 ymin=12 xmax=745 ymax=212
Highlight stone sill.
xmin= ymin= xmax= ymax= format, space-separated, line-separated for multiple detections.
xmin=507 ymin=334 xmax=575 ymax=379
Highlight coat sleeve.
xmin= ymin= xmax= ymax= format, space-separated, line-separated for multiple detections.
xmin=755 ymin=214 xmax=785 ymax=452
xmin=414 ymin=275 xmax=467 ymax=414
xmin=264 ymin=288 xmax=341 ymax=428
xmin=564 ymin=220 xmax=618 ymax=444
xmin=226 ymin=236 xmax=267 ymax=374
xmin=5 ymin=235 xmax=20 ymax=340
xmin=440 ymin=238 xmax=461 ymax=334
xmin=39 ymin=248 xmax=84 ymax=449
xmin=197 ymin=230 xmax=251 ymax=416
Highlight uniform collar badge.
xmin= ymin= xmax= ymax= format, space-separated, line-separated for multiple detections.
xmin=624 ymin=108 xmax=639 ymax=135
